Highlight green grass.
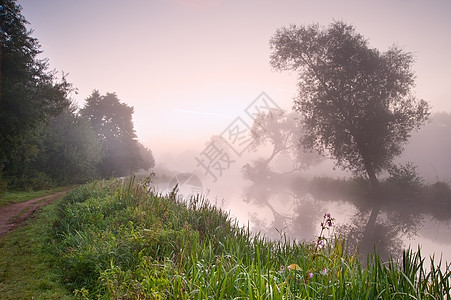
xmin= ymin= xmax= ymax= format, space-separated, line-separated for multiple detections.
xmin=0 ymin=177 xmax=449 ymax=299
xmin=0 ymin=196 xmax=74 ymax=299
xmin=48 ymin=177 xmax=450 ymax=299
xmin=0 ymin=185 xmax=72 ymax=207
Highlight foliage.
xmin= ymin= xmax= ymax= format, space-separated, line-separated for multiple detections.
xmin=49 ymin=178 xmax=451 ymax=299
xmin=248 ymin=108 xmax=323 ymax=173
xmin=80 ymin=91 xmax=155 ymax=177
xmin=80 ymin=91 xmax=136 ymax=142
xmin=0 ymin=0 xmax=72 ymax=189
xmin=384 ymin=163 xmax=424 ymax=202
xmin=136 ymin=142 xmax=156 ymax=172
xmin=425 ymin=181 xmax=451 ymax=221
xmin=1 ymin=1 xmax=155 ymax=190
xmin=270 ymin=21 xmax=430 ymax=186
xmin=37 ymin=105 xmax=102 ymax=184
xmin=0 ymin=168 xmax=6 ymax=196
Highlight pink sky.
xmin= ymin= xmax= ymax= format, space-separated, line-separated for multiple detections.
xmin=19 ymin=0 xmax=451 ymax=157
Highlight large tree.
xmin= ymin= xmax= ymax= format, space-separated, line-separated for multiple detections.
xmin=1 ymin=0 xmax=70 ymax=189
xmin=81 ymin=91 xmax=154 ymax=177
xmin=270 ymin=21 xmax=430 ymax=250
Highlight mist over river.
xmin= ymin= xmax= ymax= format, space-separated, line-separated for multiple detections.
xmin=151 ymin=148 xmax=451 ymax=267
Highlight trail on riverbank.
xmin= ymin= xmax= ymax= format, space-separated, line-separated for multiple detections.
xmin=0 ymin=191 xmax=68 ymax=237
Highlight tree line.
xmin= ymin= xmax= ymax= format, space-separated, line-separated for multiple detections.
xmin=0 ymin=0 xmax=154 ymax=192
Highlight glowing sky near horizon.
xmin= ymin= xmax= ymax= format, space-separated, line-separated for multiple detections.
xmin=18 ymin=0 xmax=451 ymax=157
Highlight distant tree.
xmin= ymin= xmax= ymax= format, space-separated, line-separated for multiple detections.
xmin=136 ymin=142 xmax=156 ymax=172
xmin=81 ymin=91 xmax=154 ymax=177
xmin=270 ymin=21 xmax=430 ymax=250
xmin=0 ymin=0 xmax=71 ymax=189
xmin=250 ymin=108 xmax=322 ymax=171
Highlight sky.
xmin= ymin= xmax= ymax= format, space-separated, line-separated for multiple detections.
xmin=18 ymin=0 xmax=451 ymax=159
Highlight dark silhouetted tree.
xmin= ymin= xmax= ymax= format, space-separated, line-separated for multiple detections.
xmin=81 ymin=91 xmax=154 ymax=177
xmin=1 ymin=0 xmax=71 ymax=189
xmin=270 ymin=21 xmax=430 ymax=253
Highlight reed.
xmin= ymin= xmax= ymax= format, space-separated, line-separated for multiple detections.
xmin=51 ymin=177 xmax=451 ymax=299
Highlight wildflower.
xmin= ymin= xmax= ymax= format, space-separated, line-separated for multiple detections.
xmin=316 ymin=238 xmax=325 ymax=249
xmin=280 ymin=265 xmax=285 ymax=274
xmin=324 ymin=213 xmax=335 ymax=227
xmin=308 ymin=272 xmax=314 ymax=278
xmin=321 ymin=268 xmax=328 ymax=275
xmin=287 ymin=263 xmax=301 ymax=271
xmin=316 ymin=213 xmax=335 ymax=252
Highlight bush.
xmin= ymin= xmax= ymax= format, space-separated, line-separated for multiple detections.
xmin=426 ymin=181 xmax=451 ymax=221
xmin=0 ymin=168 xmax=7 ymax=196
xmin=7 ymin=171 xmax=55 ymax=191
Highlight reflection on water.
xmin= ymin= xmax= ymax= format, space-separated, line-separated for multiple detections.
xmin=248 ymin=175 xmax=450 ymax=260
xmin=152 ymin=168 xmax=451 ymax=265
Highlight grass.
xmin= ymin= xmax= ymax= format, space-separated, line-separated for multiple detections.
xmin=0 ymin=177 xmax=449 ymax=298
xmin=48 ymin=177 xmax=450 ymax=299
xmin=0 ymin=185 xmax=72 ymax=207
xmin=0 ymin=196 xmax=74 ymax=299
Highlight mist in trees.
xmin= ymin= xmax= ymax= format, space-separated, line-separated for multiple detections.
xmin=37 ymin=105 xmax=103 ymax=184
xmin=0 ymin=0 xmax=154 ymax=192
xmin=242 ymin=21 xmax=450 ymax=259
xmin=245 ymin=109 xmax=323 ymax=176
xmin=80 ymin=91 xmax=155 ymax=178
xmin=245 ymin=126 xmax=451 ymax=259
xmin=1 ymin=0 xmax=71 ymax=189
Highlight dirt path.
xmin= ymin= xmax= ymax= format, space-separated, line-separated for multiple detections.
xmin=0 ymin=191 xmax=69 ymax=237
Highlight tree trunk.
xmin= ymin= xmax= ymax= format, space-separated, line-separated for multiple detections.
xmin=265 ymin=146 xmax=281 ymax=166
xmin=360 ymin=164 xmax=383 ymax=256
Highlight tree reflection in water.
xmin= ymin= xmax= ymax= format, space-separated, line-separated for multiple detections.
xmin=244 ymin=110 xmax=451 ymax=261
xmin=243 ymin=169 xmax=451 ymax=261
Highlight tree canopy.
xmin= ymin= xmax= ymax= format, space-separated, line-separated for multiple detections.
xmin=81 ymin=91 xmax=154 ymax=177
xmin=1 ymin=0 xmax=71 ymax=189
xmin=270 ymin=21 xmax=430 ymax=188
xmin=0 ymin=0 xmax=155 ymax=191
xmin=38 ymin=105 xmax=103 ymax=184
xmin=249 ymin=109 xmax=322 ymax=171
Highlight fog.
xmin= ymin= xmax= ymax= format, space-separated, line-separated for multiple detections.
xmin=150 ymin=111 xmax=451 ymax=264
xmin=399 ymin=112 xmax=451 ymax=183
xmin=17 ymin=0 xmax=451 ymax=265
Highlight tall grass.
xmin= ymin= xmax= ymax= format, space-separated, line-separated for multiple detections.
xmin=51 ymin=177 xmax=451 ymax=299
xmin=0 ymin=196 xmax=74 ymax=299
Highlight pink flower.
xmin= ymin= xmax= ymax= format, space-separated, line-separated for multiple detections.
xmin=316 ymin=239 xmax=325 ymax=249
